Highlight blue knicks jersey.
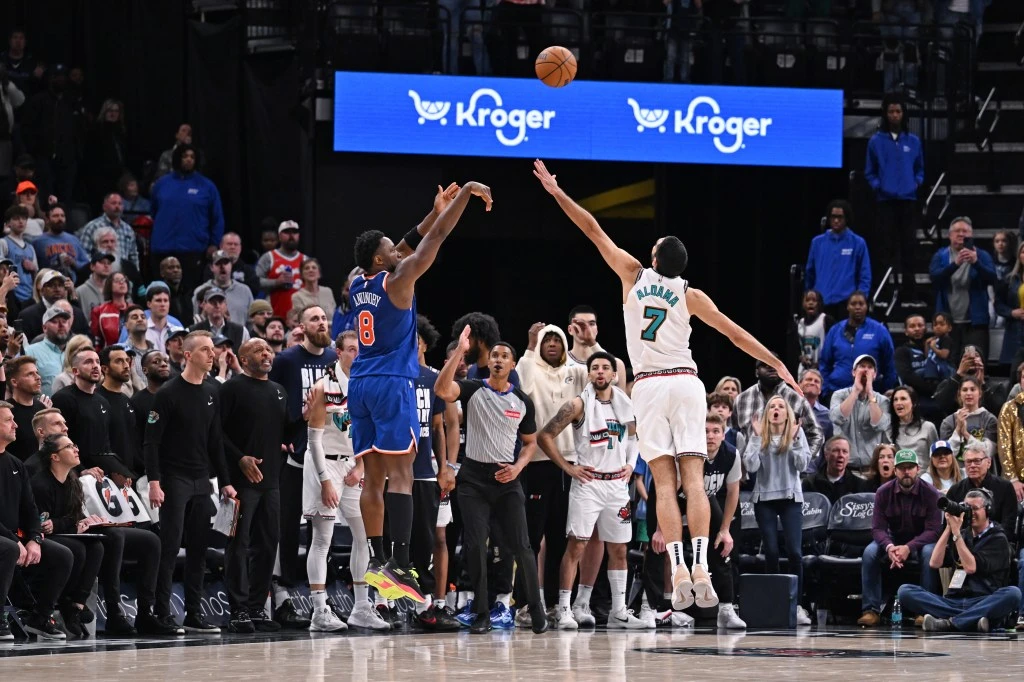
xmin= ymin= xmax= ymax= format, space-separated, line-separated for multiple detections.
xmin=349 ymin=271 xmax=418 ymax=379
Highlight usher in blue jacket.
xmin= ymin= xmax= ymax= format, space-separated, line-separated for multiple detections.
xmin=864 ymin=129 xmax=924 ymax=202
xmin=805 ymin=228 xmax=872 ymax=306
xmin=150 ymin=171 xmax=225 ymax=253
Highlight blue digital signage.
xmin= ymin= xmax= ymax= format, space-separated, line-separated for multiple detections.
xmin=334 ymin=72 xmax=842 ymax=168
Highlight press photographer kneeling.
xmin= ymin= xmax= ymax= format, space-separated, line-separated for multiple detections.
xmin=896 ymin=490 xmax=1021 ymax=632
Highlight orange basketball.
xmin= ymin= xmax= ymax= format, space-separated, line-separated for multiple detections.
xmin=535 ymin=45 xmax=577 ymax=88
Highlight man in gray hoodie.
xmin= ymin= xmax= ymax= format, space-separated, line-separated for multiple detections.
xmin=515 ymin=322 xmax=587 ymax=625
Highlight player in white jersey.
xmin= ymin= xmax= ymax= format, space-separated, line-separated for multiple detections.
xmin=304 ymin=330 xmax=390 ymax=632
xmin=533 ymin=159 xmax=801 ymax=611
xmin=538 ymin=351 xmax=651 ymax=629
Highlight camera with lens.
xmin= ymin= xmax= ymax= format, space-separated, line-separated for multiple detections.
xmin=937 ymin=497 xmax=973 ymax=522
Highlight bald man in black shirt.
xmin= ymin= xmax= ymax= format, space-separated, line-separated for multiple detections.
xmin=220 ymin=338 xmax=288 ymax=634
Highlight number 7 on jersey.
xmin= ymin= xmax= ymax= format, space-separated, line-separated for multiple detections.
xmin=641 ymin=306 xmax=666 ymax=342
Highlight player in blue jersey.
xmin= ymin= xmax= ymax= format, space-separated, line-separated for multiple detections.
xmin=350 ymin=180 xmax=492 ymax=602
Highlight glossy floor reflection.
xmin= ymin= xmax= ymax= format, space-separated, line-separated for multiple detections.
xmin=1 ymin=627 xmax=1022 ymax=680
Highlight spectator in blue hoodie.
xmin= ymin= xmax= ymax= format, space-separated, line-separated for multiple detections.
xmin=805 ymin=199 xmax=872 ymax=320
xmin=864 ymin=94 xmax=924 ymax=303
xmin=150 ymin=143 xmax=224 ymax=295
xmin=819 ymin=291 xmax=897 ymax=397
xmin=929 ymin=216 xmax=996 ymax=361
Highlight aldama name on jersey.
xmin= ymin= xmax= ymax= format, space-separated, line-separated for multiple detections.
xmin=635 ymin=284 xmax=680 ymax=307
xmin=589 ymin=421 xmax=627 ymax=449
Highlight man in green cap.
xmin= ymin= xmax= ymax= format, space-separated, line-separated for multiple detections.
xmin=856 ymin=448 xmax=943 ymax=627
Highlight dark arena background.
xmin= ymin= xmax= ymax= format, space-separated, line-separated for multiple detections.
xmin=1 ymin=0 xmax=1023 ymax=679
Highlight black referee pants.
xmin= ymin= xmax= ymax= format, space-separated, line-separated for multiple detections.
xmin=458 ymin=460 xmax=541 ymax=617
xmin=226 ymin=487 xmax=281 ymax=612
xmin=155 ymin=476 xmax=216 ymax=618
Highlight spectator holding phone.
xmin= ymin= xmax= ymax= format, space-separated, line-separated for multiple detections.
xmin=929 ymin=217 xmax=997 ymax=361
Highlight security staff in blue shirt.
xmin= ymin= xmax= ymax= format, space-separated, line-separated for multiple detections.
xmin=805 ymin=200 xmax=872 ymax=320
xmin=864 ymin=95 xmax=924 ymax=302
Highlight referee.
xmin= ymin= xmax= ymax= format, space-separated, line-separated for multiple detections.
xmin=219 ymin=339 xmax=287 ymax=634
xmin=435 ymin=326 xmax=547 ymax=635
xmin=145 ymin=330 xmax=236 ymax=634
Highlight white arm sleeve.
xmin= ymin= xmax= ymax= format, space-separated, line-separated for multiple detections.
xmin=307 ymin=427 xmax=330 ymax=482
xmin=625 ymin=435 xmax=639 ymax=469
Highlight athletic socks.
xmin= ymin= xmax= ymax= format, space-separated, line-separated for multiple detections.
xmin=375 ymin=593 xmax=388 ymax=607
xmin=434 ymin=599 xmax=446 ymax=610
xmin=416 ymin=594 xmax=431 ymax=614
xmin=667 ymin=541 xmax=687 ymax=572
xmin=663 ymin=592 xmax=673 ymax=603
xmin=558 ymin=590 xmax=572 ymax=609
xmin=496 ymin=593 xmax=512 ymax=608
xmin=691 ymin=537 xmax=709 ymax=571
xmin=608 ymin=570 xmax=627 ymax=615
xmin=273 ymin=583 xmax=291 ymax=608
xmin=573 ymin=584 xmax=593 ymax=609
xmin=458 ymin=591 xmax=474 ymax=610
xmin=311 ymin=590 xmax=327 ymax=610
xmin=385 ymin=492 xmax=414 ymax=565
xmin=354 ymin=583 xmax=369 ymax=605
xmin=367 ymin=536 xmax=385 ymax=562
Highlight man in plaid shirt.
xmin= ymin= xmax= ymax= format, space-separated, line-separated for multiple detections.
xmin=77 ymin=192 xmax=140 ymax=269
xmin=734 ymin=357 xmax=824 ymax=467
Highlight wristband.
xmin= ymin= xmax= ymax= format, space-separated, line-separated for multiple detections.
xmin=402 ymin=227 xmax=424 ymax=250
xmin=447 ymin=462 xmax=461 ymax=473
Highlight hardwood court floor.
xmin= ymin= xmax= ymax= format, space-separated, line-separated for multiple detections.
xmin=2 ymin=627 xmax=1022 ymax=680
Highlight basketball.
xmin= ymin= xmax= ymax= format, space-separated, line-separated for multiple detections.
xmin=535 ymin=45 xmax=577 ymax=88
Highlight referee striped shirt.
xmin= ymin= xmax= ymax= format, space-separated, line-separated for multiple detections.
xmin=456 ymin=379 xmax=536 ymax=464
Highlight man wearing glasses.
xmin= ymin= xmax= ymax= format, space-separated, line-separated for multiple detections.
xmin=946 ymin=444 xmax=1018 ymax=529
xmin=804 ymin=200 xmax=872 ymax=321
xmin=897 ymin=488 xmax=1021 ymax=632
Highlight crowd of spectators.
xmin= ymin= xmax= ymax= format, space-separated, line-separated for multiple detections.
xmin=1 ymin=12 xmax=1022 ymax=644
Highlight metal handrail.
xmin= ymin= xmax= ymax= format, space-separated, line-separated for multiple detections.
xmin=922 ymin=171 xmax=950 ymax=239
xmin=975 ymin=87 xmax=1001 ymax=151
xmin=870 ymin=266 xmax=898 ymax=319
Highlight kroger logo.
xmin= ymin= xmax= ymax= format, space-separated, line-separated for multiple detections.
xmin=627 ymin=96 xmax=774 ymax=154
xmin=408 ymin=88 xmax=556 ymax=147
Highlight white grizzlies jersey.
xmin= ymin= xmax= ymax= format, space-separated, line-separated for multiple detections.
xmin=573 ymin=401 xmax=628 ymax=472
xmin=323 ymin=362 xmax=354 ymax=456
xmin=623 ymin=268 xmax=696 ymax=374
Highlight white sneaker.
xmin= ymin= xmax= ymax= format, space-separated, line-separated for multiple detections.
xmin=572 ymin=603 xmax=596 ymax=627
xmin=796 ymin=605 xmax=812 ymax=626
xmin=670 ymin=610 xmax=695 ymax=628
xmin=671 ymin=565 xmax=694 ymax=611
xmin=638 ymin=604 xmax=658 ymax=629
xmin=555 ymin=606 xmax=578 ymax=630
xmin=514 ymin=608 xmax=532 ymax=628
xmin=607 ymin=609 xmax=650 ymax=629
xmin=310 ymin=606 xmax=348 ymax=632
xmin=347 ymin=602 xmax=391 ymax=631
xmin=691 ymin=565 xmax=719 ymax=609
xmin=716 ymin=603 xmax=746 ymax=629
